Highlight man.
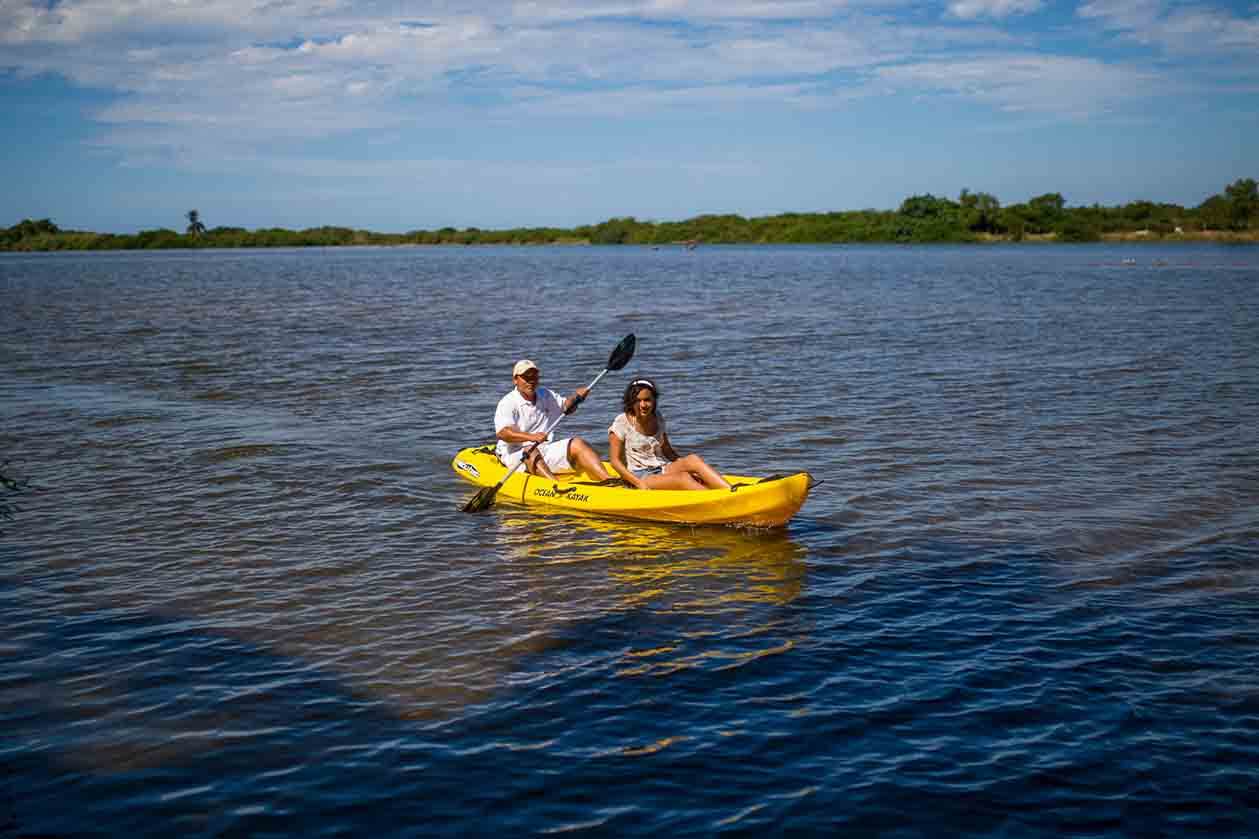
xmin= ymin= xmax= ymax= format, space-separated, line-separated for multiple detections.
xmin=495 ymin=359 xmax=612 ymax=482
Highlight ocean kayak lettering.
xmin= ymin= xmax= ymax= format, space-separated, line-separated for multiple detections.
xmin=534 ymin=487 xmax=590 ymax=503
xmin=454 ymin=459 xmax=480 ymax=479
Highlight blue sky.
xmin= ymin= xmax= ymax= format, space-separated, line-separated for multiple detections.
xmin=2 ymin=0 xmax=1256 ymax=233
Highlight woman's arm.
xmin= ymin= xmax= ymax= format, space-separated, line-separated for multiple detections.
xmin=608 ymin=431 xmax=648 ymax=489
xmin=660 ymin=430 xmax=681 ymax=462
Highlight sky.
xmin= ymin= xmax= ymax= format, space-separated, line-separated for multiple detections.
xmin=2 ymin=0 xmax=1257 ymax=233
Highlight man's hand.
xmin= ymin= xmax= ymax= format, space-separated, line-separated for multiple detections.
xmin=565 ymin=387 xmax=590 ymax=415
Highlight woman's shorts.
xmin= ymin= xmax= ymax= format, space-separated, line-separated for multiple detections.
xmin=502 ymin=438 xmax=574 ymax=474
xmin=632 ymin=464 xmax=668 ymax=479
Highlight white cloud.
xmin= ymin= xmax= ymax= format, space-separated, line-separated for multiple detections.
xmin=877 ymin=54 xmax=1160 ymax=116
xmin=1076 ymin=0 xmax=1163 ymax=32
xmin=507 ymin=0 xmax=855 ymax=22
xmin=1078 ymin=0 xmax=1259 ymax=54
xmin=502 ymin=79 xmax=847 ymax=117
xmin=2 ymin=0 xmax=258 ymax=44
xmin=947 ymin=0 xmax=1042 ymax=21
xmin=0 ymin=0 xmax=1242 ymax=171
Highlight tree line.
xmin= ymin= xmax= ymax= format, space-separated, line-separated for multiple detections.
xmin=4 ymin=178 xmax=1255 ymax=251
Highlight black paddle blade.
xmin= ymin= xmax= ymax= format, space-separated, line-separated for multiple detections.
xmin=607 ymin=334 xmax=636 ymax=371
xmin=461 ymin=484 xmax=500 ymax=513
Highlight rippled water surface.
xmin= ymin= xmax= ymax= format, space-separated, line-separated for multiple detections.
xmin=3 ymin=245 xmax=1258 ymax=836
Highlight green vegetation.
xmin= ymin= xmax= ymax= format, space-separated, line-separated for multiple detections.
xmin=4 ymin=178 xmax=1255 ymax=251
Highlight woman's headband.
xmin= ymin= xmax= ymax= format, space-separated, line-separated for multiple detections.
xmin=628 ymin=378 xmax=656 ymax=391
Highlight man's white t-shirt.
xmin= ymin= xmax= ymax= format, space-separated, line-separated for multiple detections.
xmin=495 ymin=386 xmax=565 ymax=462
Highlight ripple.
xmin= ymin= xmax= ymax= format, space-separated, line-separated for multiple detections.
xmin=193 ymin=444 xmax=284 ymax=463
xmin=3 ymin=244 xmax=1259 ymax=837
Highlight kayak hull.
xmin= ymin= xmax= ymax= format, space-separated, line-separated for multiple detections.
xmin=452 ymin=445 xmax=813 ymax=528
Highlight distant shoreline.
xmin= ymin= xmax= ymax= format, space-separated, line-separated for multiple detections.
xmin=2 ymin=231 xmax=1256 ymax=252
xmin=5 ymin=178 xmax=1256 ymax=250
xmin=1000 ymin=230 xmax=1258 ymax=243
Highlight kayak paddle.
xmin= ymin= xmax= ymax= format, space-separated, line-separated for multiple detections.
xmin=461 ymin=333 xmax=637 ymax=513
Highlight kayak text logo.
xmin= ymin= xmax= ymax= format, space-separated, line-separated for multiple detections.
xmin=454 ymin=460 xmax=480 ymax=479
xmin=534 ymin=487 xmax=589 ymax=503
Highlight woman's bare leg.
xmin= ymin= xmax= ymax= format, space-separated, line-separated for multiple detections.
xmin=641 ymin=470 xmax=705 ymax=490
xmin=663 ymin=454 xmax=731 ymax=490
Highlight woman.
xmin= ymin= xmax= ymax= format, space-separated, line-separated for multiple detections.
xmin=608 ymin=378 xmax=731 ymax=491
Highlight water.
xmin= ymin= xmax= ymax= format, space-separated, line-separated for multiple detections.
xmin=2 ymin=244 xmax=1257 ymax=836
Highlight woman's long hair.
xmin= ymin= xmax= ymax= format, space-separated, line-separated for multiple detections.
xmin=622 ymin=377 xmax=659 ymax=415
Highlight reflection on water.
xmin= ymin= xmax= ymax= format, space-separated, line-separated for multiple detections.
xmin=490 ymin=510 xmax=809 ymax=681
xmin=493 ymin=508 xmax=808 ymax=610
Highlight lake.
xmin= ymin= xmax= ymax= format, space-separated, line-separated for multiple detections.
xmin=2 ymin=244 xmax=1257 ymax=836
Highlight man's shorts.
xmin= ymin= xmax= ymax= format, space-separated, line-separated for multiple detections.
xmin=501 ymin=438 xmax=574 ymax=474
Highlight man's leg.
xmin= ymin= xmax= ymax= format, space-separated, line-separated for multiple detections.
xmin=525 ymin=447 xmax=557 ymax=480
xmin=566 ymin=438 xmax=610 ymax=481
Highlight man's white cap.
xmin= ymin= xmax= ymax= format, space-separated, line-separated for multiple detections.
xmin=512 ymin=359 xmax=539 ymax=376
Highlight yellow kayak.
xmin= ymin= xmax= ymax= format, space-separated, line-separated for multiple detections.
xmin=452 ymin=444 xmax=814 ymax=528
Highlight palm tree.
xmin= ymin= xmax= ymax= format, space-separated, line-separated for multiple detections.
xmin=185 ymin=209 xmax=206 ymax=238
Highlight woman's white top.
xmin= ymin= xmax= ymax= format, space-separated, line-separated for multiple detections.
xmin=609 ymin=413 xmax=670 ymax=471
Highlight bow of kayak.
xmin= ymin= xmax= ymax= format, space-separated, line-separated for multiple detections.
xmin=452 ymin=445 xmax=814 ymax=528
